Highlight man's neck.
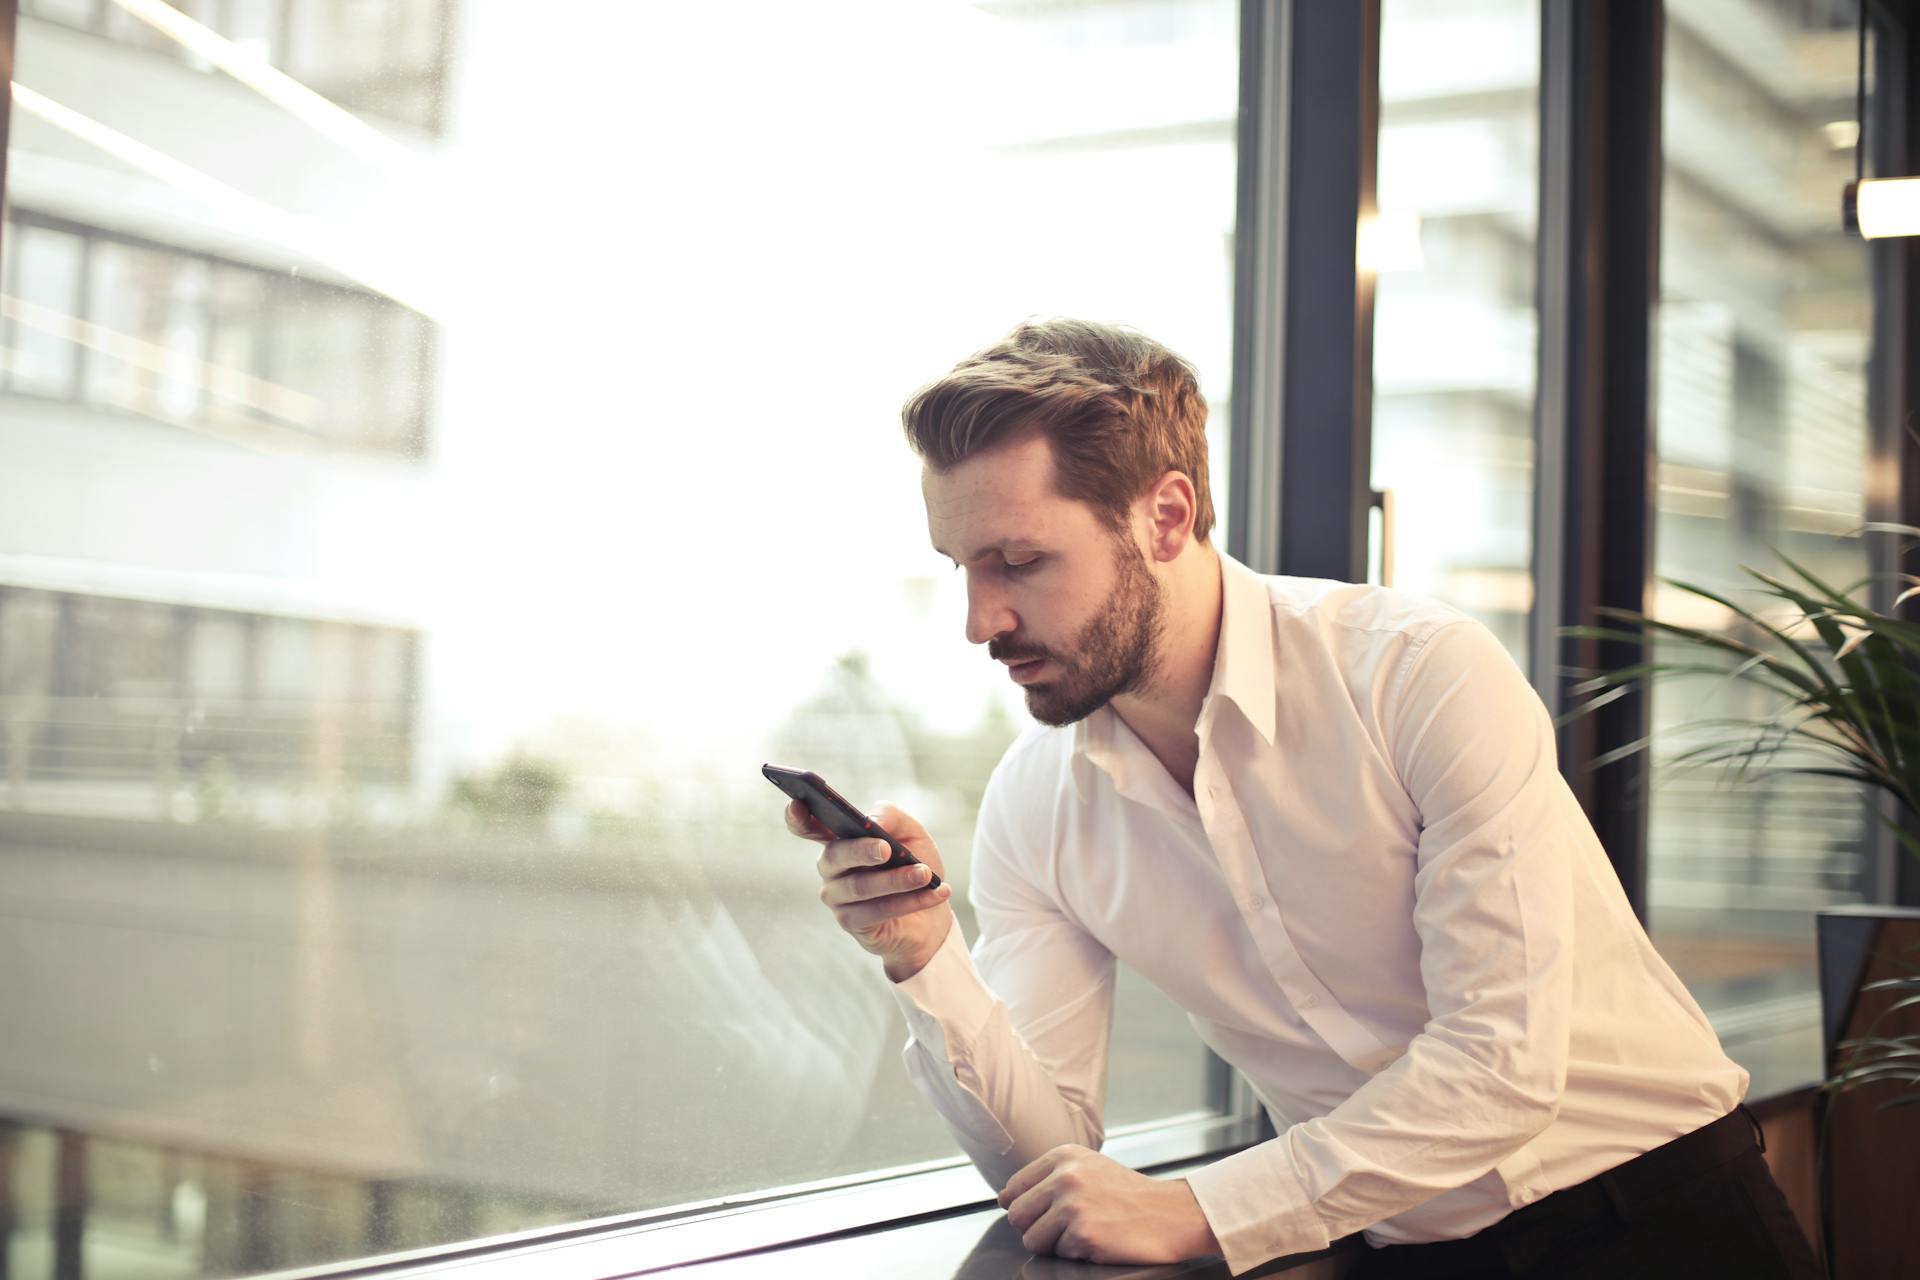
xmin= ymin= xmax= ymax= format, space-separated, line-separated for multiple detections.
xmin=1108 ymin=544 xmax=1224 ymax=796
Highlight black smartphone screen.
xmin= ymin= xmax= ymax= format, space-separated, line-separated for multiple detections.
xmin=761 ymin=763 xmax=942 ymax=890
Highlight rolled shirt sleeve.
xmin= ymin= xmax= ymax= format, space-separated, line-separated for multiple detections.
xmin=1187 ymin=619 xmax=1576 ymax=1273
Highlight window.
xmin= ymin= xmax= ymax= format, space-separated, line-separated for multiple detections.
xmin=0 ymin=587 xmax=418 ymax=813
xmin=1370 ymin=0 xmax=1540 ymax=662
xmin=2 ymin=219 xmax=84 ymax=399
xmin=0 ymin=1 xmax=1243 ymax=1274
xmin=1 ymin=212 xmax=435 ymax=456
xmin=1650 ymin=0 xmax=1876 ymax=1096
xmin=86 ymin=238 xmax=212 ymax=421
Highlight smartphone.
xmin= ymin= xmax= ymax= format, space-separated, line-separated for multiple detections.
xmin=761 ymin=763 xmax=942 ymax=891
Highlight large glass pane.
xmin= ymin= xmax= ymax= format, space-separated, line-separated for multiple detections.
xmin=1652 ymin=0 xmax=1875 ymax=1096
xmin=1370 ymin=0 xmax=1539 ymax=662
xmin=0 ymin=1 xmax=1241 ymax=1273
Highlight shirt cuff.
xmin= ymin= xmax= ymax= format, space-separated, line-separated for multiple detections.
xmin=1184 ymin=1138 xmax=1331 ymax=1275
xmin=888 ymin=917 xmax=997 ymax=1056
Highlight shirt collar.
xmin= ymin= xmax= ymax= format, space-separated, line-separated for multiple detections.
xmin=1205 ymin=551 xmax=1278 ymax=746
xmin=1069 ymin=550 xmax=1277 ymax=795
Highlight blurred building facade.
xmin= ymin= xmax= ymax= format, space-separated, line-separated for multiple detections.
xmin=1 ymin=0 xmax=445 ymax=832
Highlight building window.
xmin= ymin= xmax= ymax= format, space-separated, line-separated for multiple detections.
xmin=0 ymin=211 xmax=435 ymax=457
xmin=2 ymin=219 xmax=86 ymax=399
xmin=0 ymin=586 xmax=418 ymax=809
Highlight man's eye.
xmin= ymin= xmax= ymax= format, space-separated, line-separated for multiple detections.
xmin=1004 ymin=559 xmax=1040 ymax=575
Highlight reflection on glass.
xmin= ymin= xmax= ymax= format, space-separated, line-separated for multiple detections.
xmin=0 ymin=1 xmax=1239 ymax=1274
xmin=1371 ymin=0 xmax=1539 ymax=662
xmin=1652 ymin=0 xmax=1874 ymax=1096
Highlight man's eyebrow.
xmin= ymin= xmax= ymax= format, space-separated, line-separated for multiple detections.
xmin=933 ymin=538 xmax=1040 ymax=565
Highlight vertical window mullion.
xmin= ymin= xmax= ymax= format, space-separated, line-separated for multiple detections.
xmin=1531 ymin=0 xmax=1662 ymax=916
xmin=1873 ymin=0 xmax=1920 ymax=908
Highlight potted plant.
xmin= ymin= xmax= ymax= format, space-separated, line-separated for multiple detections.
xmin=1562 ymin=526 xmax=1920 ymax=1272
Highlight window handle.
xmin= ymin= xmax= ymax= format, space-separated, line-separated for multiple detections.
xmin=1369 ymin=487 xmax=1396 ymax=588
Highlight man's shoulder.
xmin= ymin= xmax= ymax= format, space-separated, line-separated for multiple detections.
xmin=968 ymin=722 xmax=1074 ymax=868
xmin=974 ymin=720 xmax=1086 ymax=828
xmin=988 ymin=720 xmax=1076 ymax=791
xmin=1248 ymin=568 xmax=1480 ymax=658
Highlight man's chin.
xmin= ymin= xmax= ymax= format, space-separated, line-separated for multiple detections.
xmin=1023 ymin=683 xmax=1108 ymax=729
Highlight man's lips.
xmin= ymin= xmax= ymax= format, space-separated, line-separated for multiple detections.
xmin=1004 ymin=656 xmax=1050 ymax=684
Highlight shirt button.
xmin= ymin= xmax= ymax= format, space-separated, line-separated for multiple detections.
xmin=1298 ymin=994 xmax=1319 ymax=1010
xmin=1245 ymin=895 xmax=1264 ymax=913
xmin=955 ymin=1064 xmax=977 ymax=1087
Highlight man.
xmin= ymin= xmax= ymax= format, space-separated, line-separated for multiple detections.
xmin=783 ymin=319 xmax=1822 ymax=1277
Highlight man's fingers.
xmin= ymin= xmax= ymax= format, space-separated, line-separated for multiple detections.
xmin=784 ymin=800 xmax=833 ymax=841
xmin=819 ymin=862 xmax=935 ymax=907
xmin=814 ymin=837 xmax=894 ymax=878
xmin=831 ymin=885 xmax=951 ymax=931
xmin=870 ymin=802 xmax=928 ymax=842
xmin=998 ymin=1149 xmax=1061 ymax=1210
xmin=1004 ymin=1174 xmax=1055 ymax=1233
xmin=1019 ymin=1199 xmax=1073 ymax=1257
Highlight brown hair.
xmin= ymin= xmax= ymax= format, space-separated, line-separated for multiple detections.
xmin=901 ymin=319 xmax=1215 ymax=543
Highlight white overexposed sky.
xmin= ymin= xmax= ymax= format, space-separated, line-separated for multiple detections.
xmin=403 ymin=0 xmax=1240 ymax=769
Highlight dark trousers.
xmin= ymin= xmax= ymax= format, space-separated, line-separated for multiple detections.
xmin=1347 ymin=1108 xmax=1824 ymax=1279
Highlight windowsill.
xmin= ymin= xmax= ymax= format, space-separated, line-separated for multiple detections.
xmin=256 ymin=1113 xmax=1274 ymax=1280
xmin=649 ymin=1162 xmax=1363 ymax=1280
xmin=254 ymin=1083 xmax=1818 ymax=1280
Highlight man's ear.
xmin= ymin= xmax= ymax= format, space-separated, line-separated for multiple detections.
xmin=1141 ymin=471 xmax=1198 ymax=562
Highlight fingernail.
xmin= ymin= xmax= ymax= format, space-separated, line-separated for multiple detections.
xmin=914 ymin=865 xmax=931 ymax=883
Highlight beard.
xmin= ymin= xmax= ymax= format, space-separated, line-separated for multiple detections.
xmin=988 ymin=535 xmax=1168 ymax=727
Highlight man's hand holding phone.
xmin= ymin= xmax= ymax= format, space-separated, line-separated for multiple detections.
xmin=784 ymin=799 xmax=953 ymax=983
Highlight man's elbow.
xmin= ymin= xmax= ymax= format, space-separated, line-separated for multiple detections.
xmin=1502 ymin=1055 xmax=1566 ymax=1143
xmin=1433 ymin=1026 xmax=1567 ymax=1144
xmin=1047 ymin=1082 xmax=1104 ymax=1152
xmin=1515 ymin=1083 xmax=1562 ymax=1143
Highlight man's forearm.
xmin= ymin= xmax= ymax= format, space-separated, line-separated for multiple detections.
xmin=888 ymin=922 xmax=1107 ymax=1190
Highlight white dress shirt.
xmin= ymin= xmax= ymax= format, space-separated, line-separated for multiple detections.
xmin=888 ymin=551 xmax=1747 ymax=1275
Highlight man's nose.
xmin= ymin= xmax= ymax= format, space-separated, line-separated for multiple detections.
xmin=965 ymin=575 xmax=1016 ymax=647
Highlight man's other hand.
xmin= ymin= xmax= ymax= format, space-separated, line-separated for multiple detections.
xmin=787 ymin=800 xmax=953 ymax=982
xmin=999 ymin=1145 xmax=1220 ymax=1266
